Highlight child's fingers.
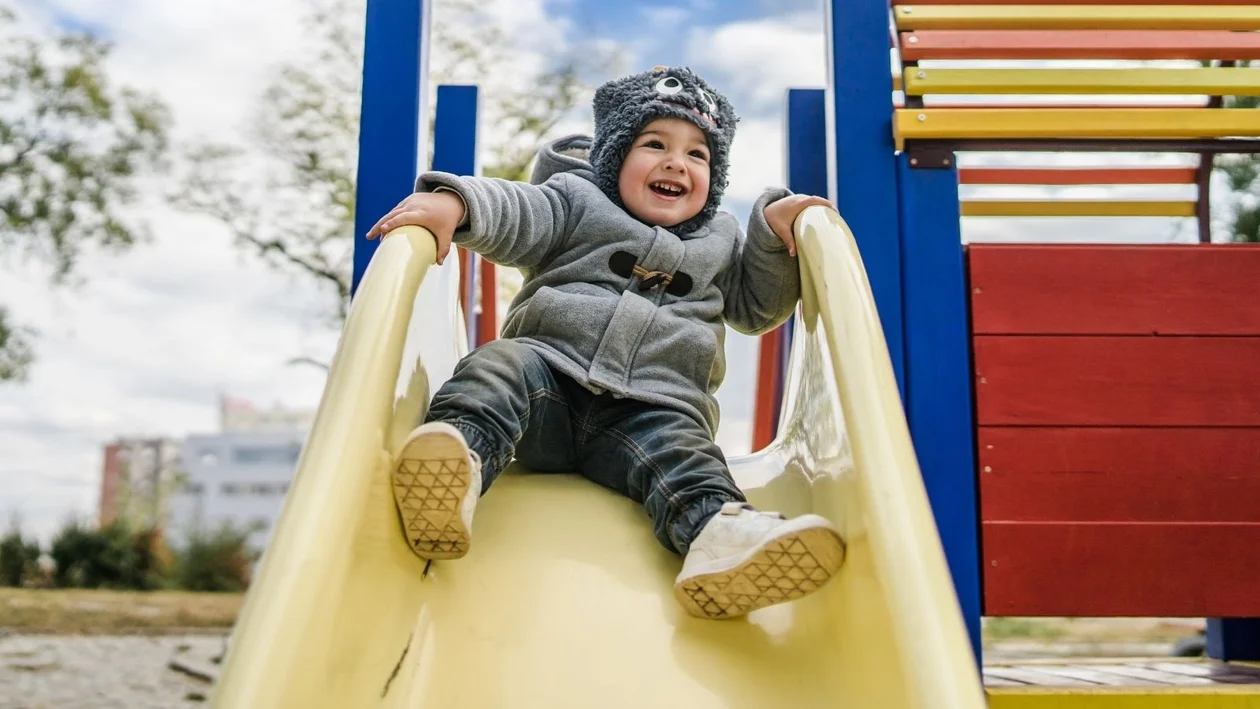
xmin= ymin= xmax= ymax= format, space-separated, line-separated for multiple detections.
xmin=367 ymin=208 xmax=405 ymax=239
xmin=798 ymin=195 xmax=835 ymax=211
xmin=782 ymin=231 xmax=797 ymax=258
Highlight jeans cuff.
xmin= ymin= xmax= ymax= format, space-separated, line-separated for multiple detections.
xmin=670 ymin=494 xmax=743 ymax=555
xmin=448 ymin=420 xmax=501 ymax=473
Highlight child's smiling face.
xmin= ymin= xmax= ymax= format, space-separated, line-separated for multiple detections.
xmin=617 ymin=118 xmax=711 ymax=229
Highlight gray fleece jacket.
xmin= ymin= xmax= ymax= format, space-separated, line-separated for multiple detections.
xmin=415 ymin=135 xmax=799 ymax=435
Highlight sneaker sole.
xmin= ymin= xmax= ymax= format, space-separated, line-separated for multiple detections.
xmin=391 ymin=427 xmax=473 ymax=560
xmin=674 ymin=525 xmax=846 ymax=620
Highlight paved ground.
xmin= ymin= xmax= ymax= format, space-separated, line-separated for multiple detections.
xmin=0 ymin=633 xmax=226 ymax=709
xmin=0 ymin=621 xmax=1196 ymax=707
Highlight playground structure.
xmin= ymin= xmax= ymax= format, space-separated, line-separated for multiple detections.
xmin=207 ymin=0 xmax=1260 ymax=706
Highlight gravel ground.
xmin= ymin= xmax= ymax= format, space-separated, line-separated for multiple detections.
xmin=0 ymin=634 xmax=225 ymax=709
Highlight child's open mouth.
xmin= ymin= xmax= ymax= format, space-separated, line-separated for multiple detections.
xmin=649 ymin=181 xmax=687 ymax=199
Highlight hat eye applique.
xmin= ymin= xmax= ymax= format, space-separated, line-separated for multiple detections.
xmin=696 ymin=89 xmax=717 ymax=116
xmin=655 ymin=76 xmax=684 ymax=95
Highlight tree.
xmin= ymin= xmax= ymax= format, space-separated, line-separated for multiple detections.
xmin=0 ymin=520 xmax=41 ymax=587
xmin=0 ymin=2 xmax=171 ymax=381
xmin=1210 ymin=61 xmax=1259 ymax=243
xmin=173 ymin=0 xmax=619 ymax=332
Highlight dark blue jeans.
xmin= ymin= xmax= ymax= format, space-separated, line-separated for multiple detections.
xmin=424 ymin=338 xmax=746 ymax=555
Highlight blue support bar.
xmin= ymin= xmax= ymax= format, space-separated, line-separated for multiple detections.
xmin=432 ymin=85 xmax=480 ymax=349
xmin=826 ymin=0 xmax=906 ymax=396
xmin=896 ymin=154 xmax=982 ymax=663
xmin=432 ymin=85 xmax=479 ymax=176
xmin=1208 ymin=619 xmax=1260 ymax=661
xmin=781 ymin=87 xmax=830 ymax=427
xmin=787 ymin=89 xmax=828 ymax=198
xmin=352 ymin=0 xmax=431 ymax=295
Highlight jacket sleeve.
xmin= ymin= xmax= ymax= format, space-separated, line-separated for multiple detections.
xmin=716 ymin=188 xmax=801 ymax=336
xmin=415 ymin=171 xmax=570 ymax=269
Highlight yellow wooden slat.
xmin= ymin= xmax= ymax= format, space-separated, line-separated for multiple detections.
xmin=988 ymin=687 xmax=1260 ymax=709
xmin=904 ymin=68 xmax=1260 ymax=96
xmin=894 ymin=108 xmax=1260 ymax=146
xmin=961 ymin=200 xmax=1195 ymax=217
xmin=894 ymin=5 xmax=1260 ymax=31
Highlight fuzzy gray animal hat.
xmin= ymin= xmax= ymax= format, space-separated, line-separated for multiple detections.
xmin=590 ymin=66 xmax=739 ymax=235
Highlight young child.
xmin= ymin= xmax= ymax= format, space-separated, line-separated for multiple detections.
xmin=366 ymin=67 xmax=844 ymax=620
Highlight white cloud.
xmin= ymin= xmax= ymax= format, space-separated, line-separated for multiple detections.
xmin=1 ymin=0 xmax=577 ymax=544
xmin=641 ymin=6 xmax=690 ymax=31
xmin=686 ymin=12 xmax=826 ymax=116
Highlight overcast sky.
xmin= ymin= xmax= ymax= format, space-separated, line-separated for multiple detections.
xmin=1 ymin=0 xmax=1203 ymax=543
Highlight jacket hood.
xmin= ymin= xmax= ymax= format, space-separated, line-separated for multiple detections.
xmin=529 ymin=134 xmax=596 ymax=185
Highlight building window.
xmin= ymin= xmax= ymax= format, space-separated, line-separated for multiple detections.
xmin=221 ymin=483 xmax=245 ymax=496
xmin=231 ymin=444 xmax=301 ymax=466
xmin=185 ymin=482 xmax=205 ymax=496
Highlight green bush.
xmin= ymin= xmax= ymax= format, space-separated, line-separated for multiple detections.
xmin=174 ymin=522 xmax=258 ymax=593
xmin=0 ymin=526 xmax=41 ymax=587
xmin=49 ymin=518 xmax=167 ymax=590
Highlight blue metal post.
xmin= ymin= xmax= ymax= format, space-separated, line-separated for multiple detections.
xmin=432 ymin=85 xmax=480 ymax=349
xmin=896 ymin=153 xmax=982 ymax=662
xmin=1208 ymin=619 xmax=1260 ymax=662
xmin=826 ymin=0 xmax=906 ymax=395
xmin=781 ymin=88 xmax=831 ymax=422
xmin=352 ymin=0 xmax=431 ymax=295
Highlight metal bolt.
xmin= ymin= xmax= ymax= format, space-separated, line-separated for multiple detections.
xmin=991 ymin=561 xmax=998 ymax=567
xmin=973 ymin=286 xmax=982 ymax=294
xmin=910 ymin=158 xmax=919 ymax=166
xmin=983 ymin=466 xmax=993 ymax=473
xmin=916 ymin=71 xmax=926 ymax=80
xmin=979 ymin=377 xmax=988 ymax=384
xmin=908 ymin=35 xmax=919 ymax=44
xmin=943 ymin=158 xmax=952 ymax=166
xmin=986 ymin=445 xmax=994 ymax=450
xmin=918 ymin=113 xmax=927 ymax=122
xmin=902 ymin=6 xmax=912 ymax=13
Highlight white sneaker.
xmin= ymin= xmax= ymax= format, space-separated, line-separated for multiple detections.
xmin=674 ymin=502 xmax=846 ymax=619
xmin=391 ymin=422 xmax=482 ymax=560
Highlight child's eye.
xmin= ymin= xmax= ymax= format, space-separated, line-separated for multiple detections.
xmin=643 ymin=140 xmax=665 ymax=149
xmin=689 ymin=149 xmax=708 ymax=161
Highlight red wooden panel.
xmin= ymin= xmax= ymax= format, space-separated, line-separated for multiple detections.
xmin=901 ymin=30 xmax=1260 ymax=61
xmin=978 ymin=427 xmax=1260 ymax=523
xmin=960 ymin=167 xmax=1196 ymax=186
xmin=974 ymin=336 xmax=1260 ymax=426
xmin=969 ymin=244 xmax=1260 ymax=336
xmin=982 ymin=521 xmax=1260 ymax=617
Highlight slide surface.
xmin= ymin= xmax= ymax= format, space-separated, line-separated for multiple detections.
xmin=208 ymin=208 xmax=986 ymax=709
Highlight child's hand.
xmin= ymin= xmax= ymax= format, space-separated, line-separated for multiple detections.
xmin=366 ymin=191 xmax=466 ymax=265
xmin=763 ymin=194 xmax=836 ymax=257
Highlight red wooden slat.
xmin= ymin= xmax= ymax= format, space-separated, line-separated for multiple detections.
xmin=969 ymin=244 xmax=1260 ymax=336
xmin=982 ymin=521 xmax=1260 ymax=617
xmin=960 ymin=167 xmax=1196 ymax=185
xmin=973 ymin=336 xmax=1260 ymax=426
xmin=477 ymin=259 xmax=498 ymax=346
xmin=753 ymin=328 xmax=783 ymax=450
xmin=901 ymin=30 xmax=1260 ymax=61
xmin=978 ymin=427 xmax=1260 ymax=522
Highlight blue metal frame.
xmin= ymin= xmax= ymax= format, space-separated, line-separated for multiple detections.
xmin=1209 ymin=619 xmax=1260 ymax=662
xmin=352 ymin=0 xmax=431 ymax=295
xmin=896 ymin=155 xmax=983 ymax=663
xmin=783 ymin=88 xmax=830 ymax=428
xmin=432 ymin=85 xmax=481 ymax=348
xmin=826 ymin=0 xmax=906 ymax=396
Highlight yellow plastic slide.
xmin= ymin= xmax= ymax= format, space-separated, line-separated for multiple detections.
xmin=207 ymin=207 xmax=986 ymax=708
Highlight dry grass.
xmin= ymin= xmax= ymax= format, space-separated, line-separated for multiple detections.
xmin=0 ymin=588 xmax=242 ymax=635
xmin=983 ymin=616 xmax=1203 ymax=644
